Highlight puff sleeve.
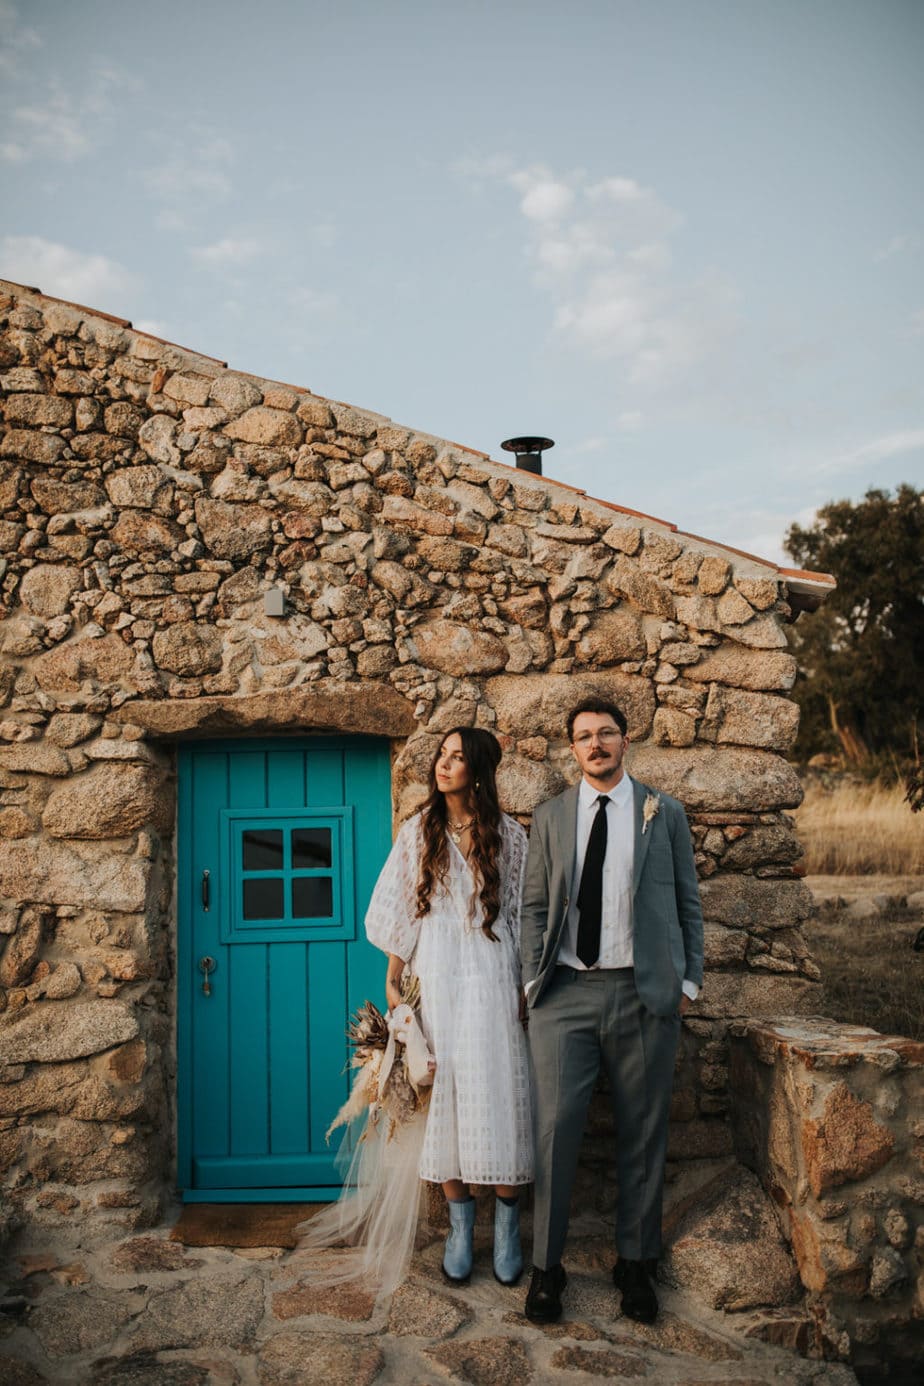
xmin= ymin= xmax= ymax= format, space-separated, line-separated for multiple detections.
xmin=364 ymin=814 xmax=424 ymax=963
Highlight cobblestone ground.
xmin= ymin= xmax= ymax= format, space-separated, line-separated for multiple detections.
xmin=0 ymin=1210 xmax=860 ymax=1386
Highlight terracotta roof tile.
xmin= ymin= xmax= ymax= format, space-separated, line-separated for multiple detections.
xmin=777 ymin=566 xmax=835 ymax=586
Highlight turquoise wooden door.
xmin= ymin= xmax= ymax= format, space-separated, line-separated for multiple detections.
xmin=176 ymin=737 xmax=391 ymax=1201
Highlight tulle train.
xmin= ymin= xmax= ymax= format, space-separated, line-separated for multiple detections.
xmin=294 ymin=1108 xmax=428 ymax=1298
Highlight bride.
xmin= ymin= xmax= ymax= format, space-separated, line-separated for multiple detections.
xmin=301 ymin=726 xmax=532 ymax=1294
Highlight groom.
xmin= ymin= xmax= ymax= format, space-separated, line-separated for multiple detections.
xmin=521 ymin=697 xmax=704 ymax=1324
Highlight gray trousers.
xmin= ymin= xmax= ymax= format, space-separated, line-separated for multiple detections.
xmin=528 ymin=966 xmax=681 ymax=1268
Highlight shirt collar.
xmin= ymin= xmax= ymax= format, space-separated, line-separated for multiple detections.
xmin=579 ymin=772 xmax=633 ymax=808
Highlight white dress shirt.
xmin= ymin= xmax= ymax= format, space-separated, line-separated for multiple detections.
xmin=558 ymin=773 xmax=635 ymax=971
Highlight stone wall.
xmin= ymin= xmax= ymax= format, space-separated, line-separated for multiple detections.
xmin=0 ymin=280 xmax=821 ymax=1238
xmin=730 ymin=1019 xmax=923 ymax=1373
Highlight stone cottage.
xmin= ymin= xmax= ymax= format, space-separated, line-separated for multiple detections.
xmin=0 ymin=279 xmax=919 ymax=1370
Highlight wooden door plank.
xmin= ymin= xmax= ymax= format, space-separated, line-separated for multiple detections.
xmin=228 ymin=941 xmax=271 ymax=1156
xmin=268 ymin=941 xmax=310 ymax=1155
xmin=304 ymin=745 xmax=350 ymax=1153
xmin=227 ymin=750 xmax=271 ymax=1157
xmin=266 ymin=746 xmax=306 ymax=809
xmin=307 ymin=939 xmax=349 ymax=1154
xmin=304 ymin=744 xmax=343 ymax=809
xmin=190 ymin=748 xmax=231 ymax=1161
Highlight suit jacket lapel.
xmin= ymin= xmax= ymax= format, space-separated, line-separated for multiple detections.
xmin=632 ymin=777 xmax=653 ymax=894
xmin=540 ymin=784 xmax=579 ymax=969
xmin=555 ymin=783 xmax=580 ymax=893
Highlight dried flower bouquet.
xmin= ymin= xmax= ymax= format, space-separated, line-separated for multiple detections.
xmin=327 ymin=973 xmax=434 ymax=1144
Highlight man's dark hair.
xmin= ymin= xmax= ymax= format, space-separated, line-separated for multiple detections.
xmin=566 ymin=698 xmax=628 ymax=742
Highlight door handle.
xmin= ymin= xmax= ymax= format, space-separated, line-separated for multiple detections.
xmin=201 ymin=869 xmax=210 ymax=911
xmin=198 ymin=956 xmax=216 ymax=996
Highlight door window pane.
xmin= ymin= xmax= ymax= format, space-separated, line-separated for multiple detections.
xmin=243 ymin=877 xmax=284 ymax=920
xmin=292 ymin=876 xmax=333 ymax=919
xmin=292 ymin=827 xmax=332 ymax=868
xmin=242 ymin=829 xmax=284 ymax=871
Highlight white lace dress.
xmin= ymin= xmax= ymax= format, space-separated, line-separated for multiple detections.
xmin=365 ymin=812 xmax=533 ymax=1187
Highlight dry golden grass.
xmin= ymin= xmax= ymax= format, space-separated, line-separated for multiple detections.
xmin=794 ymin=779 xmax=924 ymax=875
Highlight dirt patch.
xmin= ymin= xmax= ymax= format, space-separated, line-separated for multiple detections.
xmin=169 ymin=1203 xmax=317 ymax=1249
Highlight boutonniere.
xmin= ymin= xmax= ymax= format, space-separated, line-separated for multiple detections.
xmin=641 ymin=793 xmax=661 ymax=834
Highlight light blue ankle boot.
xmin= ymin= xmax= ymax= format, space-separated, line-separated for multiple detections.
xmin=493 ymin=1198 xmax=523 ymax=1285
xmin=442 ymin=1196 xmax=475 ymax=1283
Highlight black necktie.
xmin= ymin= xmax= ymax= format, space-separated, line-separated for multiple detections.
xmin=576 ymin=794 xmax=609 ymax=967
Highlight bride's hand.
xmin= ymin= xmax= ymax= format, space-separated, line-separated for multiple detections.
xmin=385 ymin=979 xmax=402 ymax=1012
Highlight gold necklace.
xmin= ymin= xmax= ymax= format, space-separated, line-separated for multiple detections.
xmin=449 ymin=816 xmax=475 ymax=845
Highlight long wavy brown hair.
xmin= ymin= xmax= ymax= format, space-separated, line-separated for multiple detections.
xmin=416 ymin=727 xmax=503 ymax=940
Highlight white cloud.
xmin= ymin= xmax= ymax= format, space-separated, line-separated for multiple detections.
xmin=553 ymin=262 xmax=720 ymax=386
xmin=145 ymin=160 xmax=232 ymax=202
xmin=628 ymin=242 xmax=671 ymax=271
xmin=510 ymin=170 xmax=574 ymax=223
xmin=143 ymin=135 xmax=234 ymax=205
xmin=0 ymin=1 xmax=41 ymax=77
xmin=826 ymin=428 xmax=924 ymax=474
xmin=0 ymin=235 xmax=139 ymax=306
xmin=191 ymin=237 xmax=262 ymax=267
xmin=12 ymin=97 xmax=92 ymax=159
xmin=533 ymin=219 xmax=616 ymax=276
xmin=460 ymin=156 xmax=732 ymax=390
xmin=0 ymin=44 xmax=139 ymax=163
xmin=874 ymin=233 xmax=918 ymax=263
xmin=556 ymin=271 xmax=650 ymax=348
xmin=587 ymin=176 xmax=647 ymax=204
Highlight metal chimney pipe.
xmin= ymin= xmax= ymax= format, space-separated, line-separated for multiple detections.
xmin=501 ymin=436 xmax=554 ymax=476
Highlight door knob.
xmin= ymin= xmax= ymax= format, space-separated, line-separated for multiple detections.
xmin=198 ymin=956 xmax=216 ymax=996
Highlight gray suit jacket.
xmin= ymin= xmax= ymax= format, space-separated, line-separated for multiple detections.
xmin=521 ymin=776 xmax=704 ymax=1017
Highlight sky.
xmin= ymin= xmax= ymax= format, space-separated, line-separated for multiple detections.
xmin=1 ymin=0 xmax=922 ymax=568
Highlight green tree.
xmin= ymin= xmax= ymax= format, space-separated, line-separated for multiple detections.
xmin=784 ymin=484 xmax=924 ymax=766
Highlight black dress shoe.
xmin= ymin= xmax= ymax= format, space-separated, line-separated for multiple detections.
xmin=612 ymin=1258 xmax=658 ymax=1323
xmin=524 ymin=1263 xmax=567 ymax=1323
